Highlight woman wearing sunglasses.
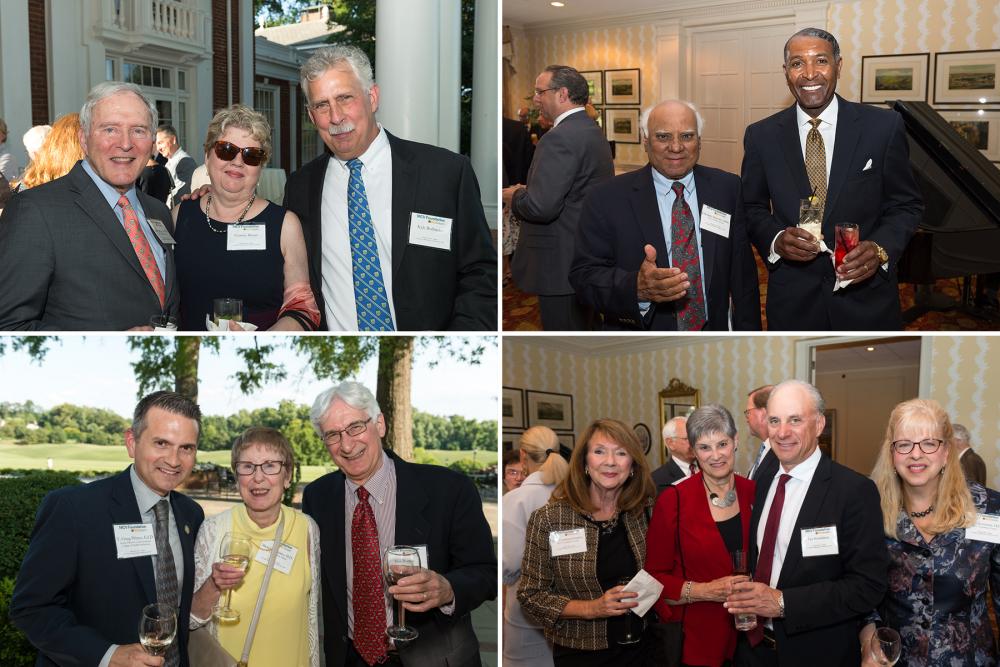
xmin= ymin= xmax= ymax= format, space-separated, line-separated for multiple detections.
xmin=172 ymin=104 xmax=320 ymax=330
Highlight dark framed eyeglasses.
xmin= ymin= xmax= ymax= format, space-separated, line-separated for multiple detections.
xmin=891 ymin=438 xmax=944 ymax=455
xmin=533 ymin=87 xmax=559 ymax=96
xmin=213 ymin=140 xmax=268 ymax=166
xmin=234 ymin=460 xmax=285 ymax=476
xmin=322 ymin=418 xmax=371 ymax=446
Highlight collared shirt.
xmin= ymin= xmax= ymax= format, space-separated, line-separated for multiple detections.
xmin=748 ymin=439 xmax=770 ymax=479
xmin=795 ymin=95 xmax=838 ymax=183
xmin=552 ymin=106 xmax=585 ymax=128
xmin=165 ymin=147 xmax=192 ymax=205
xmin=81 ymin=158 xmax=166 ymax=280
xmin=320 ymin=126 xmax=395 ymax=330
xmin=671 ymin=455 xmax=697 ymax=484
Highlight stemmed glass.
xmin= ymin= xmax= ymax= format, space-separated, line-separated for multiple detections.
xmin=215 ymin=532 xmax=252 ymax=623
xmin=139 ymin=603 xmax=177 ymax=656
xmin=382 ymin=546 xmax=421 ymax=643
xmin=869 ymin=626 xmax=902 ymax=665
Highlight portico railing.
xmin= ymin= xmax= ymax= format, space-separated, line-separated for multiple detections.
xmin=101 ymin=0 xmax=209 ymax=49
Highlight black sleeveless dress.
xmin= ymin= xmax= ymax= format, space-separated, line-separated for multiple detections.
xmin=174 ymin=198 xmax=285 ymax=330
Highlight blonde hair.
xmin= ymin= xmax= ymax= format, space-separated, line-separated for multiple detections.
xmin=871 ymin=398 xmax=975 ymax=539
xmin=18 ymin=113 xmax=84 ymax=190
xmin=551 ymin=419 xmax=655 ymax=517
xmin=203 ymin=104 xmax=272 ymax=161
xmin=519 ymin=426 xmax=569 ymax=487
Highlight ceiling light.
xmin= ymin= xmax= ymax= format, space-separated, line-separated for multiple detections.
xmin=979 ymin=97 xmax=988 ymax=104
xmin=551 ymin=1 xmax=565 ymax=6
xmin=866 ymin=346 xmax=875 ymax=352
xmin=978 ymin=109 xmax=985 ymax=116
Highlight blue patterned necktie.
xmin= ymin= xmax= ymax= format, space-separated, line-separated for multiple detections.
xmin=347 ymin=158 xmax=394 ymax=331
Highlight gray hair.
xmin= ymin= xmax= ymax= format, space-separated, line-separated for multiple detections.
xmin=300 ymin=45 xmax=375 ymax=102
xmin=769 ymin=379 xmax=826 ymax=416
xmin=952 ymin=423 xmax=971 ymax=446
xmin=544 ymin=65 xmax=590 ymax=105
xmin=310 ymin=381 xmax=382 ymax=436
xmin=661 ymin=416 xmax=687 ymax=441
xmin=79 ymin=81 xmax=157 ymax=135
xmin=22 ymin=125 xmax=52 ymax=159
xmin=686 ymin=404 xmax=737 ymax=447
xmin=784 ymin=27 xmax=841 ymax=63
xmin=639 ymin=100 xmax=705 ymax=140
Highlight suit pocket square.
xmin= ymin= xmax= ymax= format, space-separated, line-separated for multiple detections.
xmin=863 ymin=158 xmax=873 ymax=171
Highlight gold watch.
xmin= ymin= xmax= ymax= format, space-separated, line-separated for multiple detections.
xmin=872 ymin=242 xmax=889 ymax=265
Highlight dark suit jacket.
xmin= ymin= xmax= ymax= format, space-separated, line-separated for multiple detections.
xmin=0 ymin=161 xmax=179 ymax=330
xmin=750 ymin=452 xmax=889 ymax=666
xmin=510 ymin=110 xmax=614 ymax=296
xmin=741 ymin=96 xmax=922 ymax=330
xmin=283 ymin=131 xmax=497 ymax=331
xmin=650 ymin=458 xmax=685 ymax=496
xmin=570 ymin=164 xmax=762 ymax=330
xmin=302 ymin=450 xmax=496 ymax=667
xmin=502 ymin=117 xmax=534 ymax=187
xmin=10 ymin=468 xmax=204 ymax=667
xmin=961 ymin=448 xmax=988 ymax=487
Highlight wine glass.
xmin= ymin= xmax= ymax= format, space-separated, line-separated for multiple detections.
xmin=383 ymin=546 xmax=421 ymax=643
xmin=212 ymin=298 xmax=243 ymax=326
xmin=214 ymin=532 xmax=252 ymax=623
xmin=834 ymin=223 xmax=860 ymax=269
xmin=869 ymin=626 xmax=901 ymax=665
xmin=138 ymin=602 xmax=176 ymax=656
xmin=615 ymin=576 xmax=644 ymax=645
xmin=731 ymin=551 xmax=757 ymax=631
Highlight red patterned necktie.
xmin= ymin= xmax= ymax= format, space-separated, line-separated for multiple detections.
xmin=117 ymin=194 xmax=165 ymax=308
xmin=670 ymin=182 xmax=706 ymax=330
xmin=748 ymin=473 xmax=791 ymax=646
xmin=352 ymin=486 xmax=387 ymax=665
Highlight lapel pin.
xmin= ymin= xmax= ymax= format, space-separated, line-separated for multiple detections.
xmin=184 ymin=525 xmax=190 ymax=535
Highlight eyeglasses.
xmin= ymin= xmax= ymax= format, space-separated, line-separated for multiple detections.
xmin=322 ymin=418 xmax=371 ymax=446
xmin=891 ymin=438 xmax=944 ymax=455
xmin=234 ymin=460 xmax=285 ymax=476
xmin=505 ymin=468 xmax=525 ymax=479
xmin=533 ymin=87 xmax=559 ymax=96
xmin=212 ymin=140 xmax=268 ymax=167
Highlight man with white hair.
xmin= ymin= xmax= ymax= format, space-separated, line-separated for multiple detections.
xmin=283 ymin=45 xmax=496 ymax=331
xmin=650 ymin=415 xmax=697 ymax=494
xmin=570 ymin=99 xmax=761 ymax=330
xmin=22 ymin=124 xmax=52 ymax=163
xmin=954 ymin=423 xmax=987 ymax=487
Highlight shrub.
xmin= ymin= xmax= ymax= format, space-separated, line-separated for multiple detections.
xmin=0 ymin=576 xmax=35 ymax=667
xmin=0 ymin=471 xmax=82 ymax=579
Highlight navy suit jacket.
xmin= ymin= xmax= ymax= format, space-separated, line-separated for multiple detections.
xmin=570 ymin=163 xmax=761 ymax=331
xmin=302 ymin=450 xmax=496 ymax=667
xmin=741 ymin=96 xmax=922 ymax=330
xmin=749 ymin=453 xmax=888 ymax=666
xmin=10 ymin=468 xmax=204 ymax=667
xmin=650 ymin=458 xmax=686 ymax=497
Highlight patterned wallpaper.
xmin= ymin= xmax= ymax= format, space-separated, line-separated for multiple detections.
xmin=504 ymin=336 xmax=1000 ymax=487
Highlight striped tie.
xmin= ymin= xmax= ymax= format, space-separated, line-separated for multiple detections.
xmin=153 ymin=500 xmax=179 ymax=667
xmin=118 ymin=194 xmax=165 ymax=309
xmin=347 ymin=159 xmax=394 ymax=331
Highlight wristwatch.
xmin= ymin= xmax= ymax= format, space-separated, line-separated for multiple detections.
xmin=872 ymin=241 xmax=889 ymax=265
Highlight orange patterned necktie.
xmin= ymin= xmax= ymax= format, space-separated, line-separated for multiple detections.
xmin=117 ymin=194 xmax=165 ymax=309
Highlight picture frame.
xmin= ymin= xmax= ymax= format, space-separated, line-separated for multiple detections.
xmin=860 ymin=53 xmax=929 ymax=104
xmin=939 ymin=109 xmax=1000 ymax=162
xmin=579 ymin=70 xmax=604 ymax=105
xmin=525 ymin=390 xmax=574 ymax=431
xmin=502 ymin=386 xmax=525 ymax=429
xmin=819 ymin=409 xmax=836 ymax=459
xmin=604 ymin=68 xmax=641 ymax=105
xmin=605 ymin=107 xmax=641 ymax=144
xmin=502 ymin=430 xmax=523 ymax=453
xmin=633 ymin=423 xmax=652 ymax=455
xmin=934 ymin=50 xmax=1000 ymax=104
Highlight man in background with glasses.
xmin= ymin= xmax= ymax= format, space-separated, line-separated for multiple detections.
xmin=650 ymin=415 xmax=696 ymax=495
xmin=303 ymin=381 xmax=496 ymax=667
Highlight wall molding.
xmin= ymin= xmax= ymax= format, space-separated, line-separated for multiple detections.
xmin=507 ymin=335 xmax=734 ymax=357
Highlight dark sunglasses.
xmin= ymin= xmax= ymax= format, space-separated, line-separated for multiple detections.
xmin=213 ymin=140 xmax=267 ymax=166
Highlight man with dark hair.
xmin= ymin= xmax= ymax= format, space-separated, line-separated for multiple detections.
xmin=502 ymin=64 xmax=614 ymax=330
xmin=745 ymin=384 xmax=774 ymax=480
xmin=741 ymin=27 xmax=922 ymax=330
xmin=12 ymin=391 xmax=204 ymax=667
xmin=155 ymin=124 xmax=196 ymax=208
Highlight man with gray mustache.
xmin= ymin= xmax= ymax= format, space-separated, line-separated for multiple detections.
xmin=283 ymin=45 xmax=497 ymax=331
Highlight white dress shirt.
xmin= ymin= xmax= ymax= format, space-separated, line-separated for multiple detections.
xmin=748 ymin=439 xmax=770 ymax=478
xmin=672 ymin=455 xmax=697 ymax=484
xmin=552 ymin=106 xmax=585 ymax=127
xmin=320 ymin=126 xmax=395 ymax=330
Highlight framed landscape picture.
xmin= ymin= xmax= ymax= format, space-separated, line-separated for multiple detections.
xmin=939 ymin=109 xmax=1000 ymax=162
xmin=502 ymin=386 xmax=525 ymax=429
xmin=502 ymin=430 xmax=523 ymax=453
xmin=526 ymin=390 xmax=574 ymax=431
xmin=604 ymin=68 xmax=641 ymax=105
xmin=579 ymin=70 xmax=604 ymax=105
xmin=605 ymin=107 xmax=641 ymax=143
xmin=860 ymin=53 xmax=929 ymax=104
xmin=934 ymin=50 xmax=1000 ymax=103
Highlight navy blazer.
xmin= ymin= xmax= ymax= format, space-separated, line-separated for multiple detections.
xmin=749 ymin=453 xmax=889 ymax=666
xmin=570 ymin=163 xmax=761 ymax=331
xmin=282 ymin=132 xmax=497 ymax=331
xmin=650 ymin=458 xmax=685 ymax=497
xmin=10 ymin=468 xmax=204 ymax=667
xmin=302 ymin=450 xmax=496 ymax=667
xmin=741 ymin=96 xmax=922 ymax=330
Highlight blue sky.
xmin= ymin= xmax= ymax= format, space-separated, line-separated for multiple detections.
xmin=0 ymin=336 xmax=498 ymax=420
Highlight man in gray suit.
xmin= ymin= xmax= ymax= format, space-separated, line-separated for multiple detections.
xmin=0 ymin=82 xmax=177 ymax=330
xmin=650 ymin=416 xmax=696 ymax=495
xmin=502 ymin=65 xmax=614 ymax=330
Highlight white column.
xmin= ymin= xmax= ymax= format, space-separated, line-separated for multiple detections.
xmin=437 ymin=0 xmax=461 ymax=152
xmin=470 ymin=0 xmax=498 ymax=229
xmin=0 ymin=0 xmax=32 ymax=173
xmin=238 ymin=0 xmax=254 ymax=105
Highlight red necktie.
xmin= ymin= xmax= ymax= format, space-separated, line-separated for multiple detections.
xmin=748 ymin=473 xmax=791 ymax=646
xmin=352 ymin=486 xmax=387 ymax=665
xmin=689 ymin=462 xmax=697 ymax=476
xmin=117 ymin=194 xmax=165 ymax=308
xmin=670 ymin=182 xmax=706 ymax=331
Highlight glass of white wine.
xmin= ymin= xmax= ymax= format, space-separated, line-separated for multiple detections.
xmin=139 ymin=602 xmax=176 ymax=657
xmin=212 ymin=298 xmax=243 ymax=326
xmin=215 ymin=532 xmax=252 ymax=623
xmin=383 ymin=546 xmax=421 ymax=643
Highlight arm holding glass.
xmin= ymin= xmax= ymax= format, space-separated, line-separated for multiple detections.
xmin=189 ymin=512 xmax=248 ymax=624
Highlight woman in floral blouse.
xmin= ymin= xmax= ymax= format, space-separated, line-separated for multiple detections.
xmin=862 ymin=398 xmax=1000 ymax=667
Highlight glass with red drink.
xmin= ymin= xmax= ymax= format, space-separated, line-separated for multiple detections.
xmin=834 ymin=223 xmax=859 ymax=268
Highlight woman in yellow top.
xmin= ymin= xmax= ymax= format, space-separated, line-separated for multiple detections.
xmin=190 ymin=427 xmax=321 ymax=666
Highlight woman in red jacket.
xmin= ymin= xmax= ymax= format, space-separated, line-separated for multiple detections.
xmin=645 ymin=404 xmax=755 ymax=667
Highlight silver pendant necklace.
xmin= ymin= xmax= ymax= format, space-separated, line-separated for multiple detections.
xmin=704 ymin=476 xmax=737 ymax=508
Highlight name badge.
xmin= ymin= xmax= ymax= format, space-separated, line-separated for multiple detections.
xmin=408 ymin=212 xmax=452 ymax=251
xmin=801 ymin=525 xmax=839 ymax=557
xmin=699 ymin=205 xmax=731 ymax=239
xmin=966 ymin=513 xmax=1000 ymax=543
xmin=549 ymin=528 xmax=587 ymax=557
xmin=254 ymin=540 xmax=298 ymax=574
xmin=113 ymin=523 xmax=157 ymax=559
xmin=227 ymin=224 xmax=266 ymax=251
xmin=147 ymin=218 xmax=176 ymax=246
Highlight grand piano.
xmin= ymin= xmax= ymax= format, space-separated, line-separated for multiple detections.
xmin=892 ymin=100 xmax=1000 ymax=321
